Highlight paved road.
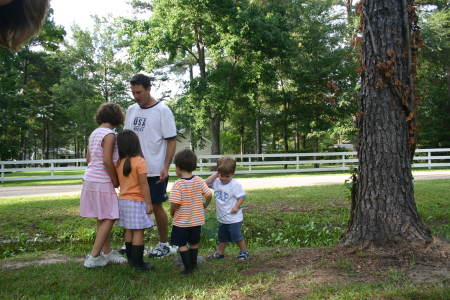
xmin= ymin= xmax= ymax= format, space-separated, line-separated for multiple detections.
xmin=1 ymin=171 xmax=449 ymax=199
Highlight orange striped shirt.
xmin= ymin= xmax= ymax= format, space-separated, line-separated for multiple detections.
xmin=169 ymin=176 xmax=212 ymax=227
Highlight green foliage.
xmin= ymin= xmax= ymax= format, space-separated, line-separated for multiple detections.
xmin=1 ymin=0 xmax=449 ymax=161
xmin=417 ymin=6 xmax=450 ymax=148
xmin=220 ymin=131 xmax=241 ymax=154
xmin=31 ymin=8 xmax=66 ymax=51
xmin=251 ymin=221 xmax=343 ymax=248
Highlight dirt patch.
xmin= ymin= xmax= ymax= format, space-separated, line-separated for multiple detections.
xmin=0 ymin=253 xmax=84 ymax=270
xmin=232 ymin=236 xmax=450 ymax=299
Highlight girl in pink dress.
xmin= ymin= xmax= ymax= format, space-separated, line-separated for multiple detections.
xmin=80 ymin=102 xmax=127 ymax=268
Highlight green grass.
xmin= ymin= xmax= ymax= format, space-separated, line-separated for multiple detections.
xmin=1 ymin=179 xmax=449 ymax=298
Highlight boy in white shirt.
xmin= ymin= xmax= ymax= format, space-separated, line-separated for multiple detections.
xmin=205 ymin=156 xmax=249 ymax=261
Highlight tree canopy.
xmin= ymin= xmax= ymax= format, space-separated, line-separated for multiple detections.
xmin=0 ymin=0 xmax=448 ymax=160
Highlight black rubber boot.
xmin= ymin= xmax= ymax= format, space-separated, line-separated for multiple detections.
xmin=132 ymin=245 xmax=154 ymax=271
xmin=125 ymin=242 xmax=133 ymax=266
xmin=189 ymin=248 xmax=198 ymax=271
xmin=179 ymin=250 xmax=192 ymax=274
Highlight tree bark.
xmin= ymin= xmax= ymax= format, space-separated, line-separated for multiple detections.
xmin=447 ymin=66 xmax=450 ymax=115
xmin=341 ymin=0 xmax=432 ymax=249
xmin=256 ymin=114 xmax=262 ymax=157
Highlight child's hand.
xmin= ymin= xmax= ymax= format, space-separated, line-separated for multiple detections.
xmin=231 ymin=206 xmax=239 ymax=214
xmin=146 ymin=203 xmax=153 ymax=214
xmin=203 ymin=202 xmax=209 ymax=208
xmin=112 ymin=178 xmax=119 ymax=188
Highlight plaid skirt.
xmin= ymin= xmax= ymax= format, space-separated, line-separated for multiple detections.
xmin=118 ymin=199 xmax=155 ymax=229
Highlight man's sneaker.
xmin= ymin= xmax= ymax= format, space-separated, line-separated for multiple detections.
xmin=84 ymin=255 xmax=108 ymax=268
xmin=148 ymin=243 xmax=171 ymax=258
xmin=102 ymin=250 xmax=127 ymax=264
xmin=118 ymin=244 xmax=126 ymax=254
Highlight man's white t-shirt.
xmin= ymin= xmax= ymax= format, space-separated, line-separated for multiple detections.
xmin=124 ymin=102 xmax=177 ymax=176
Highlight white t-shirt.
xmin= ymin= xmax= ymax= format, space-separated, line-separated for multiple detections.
xmin=211 ymin=178 xmax=246 ymax=224
xmin=124 ymin=102 xmax=177 ymax=176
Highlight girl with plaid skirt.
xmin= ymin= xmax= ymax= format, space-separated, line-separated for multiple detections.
xmin=116 ymin=129 xmax=155 ymax=271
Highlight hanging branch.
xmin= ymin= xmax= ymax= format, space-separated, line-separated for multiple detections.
xmin=362 ymin=7 xmax=380 ymax=60
xmin=402 ymin=0 xmax=415 ymax=113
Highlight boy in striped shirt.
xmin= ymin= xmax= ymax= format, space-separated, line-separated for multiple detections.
xmin=169 ymin=149 xmax=212 ymax=274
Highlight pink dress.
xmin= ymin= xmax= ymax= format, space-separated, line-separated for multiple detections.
xmin=80 ymin=128 xmax=119 ymax=220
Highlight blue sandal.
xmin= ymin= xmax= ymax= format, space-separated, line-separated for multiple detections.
xmin=208 ymin=252 xmax=225 ymax=259
xmin=238 ymin=251 xmax=249 ymax=261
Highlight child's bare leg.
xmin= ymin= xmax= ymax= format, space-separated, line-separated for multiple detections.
xmin=132 ymin=229 xmax=144 ymax=245
xmin=178 ymin=245 xmax=188 ymax=252
xmin=236 ymin=240 xmax=247 ymax=252
xmin=188 ymin=244 xmax=199 ymax=249
xmin=90 ymin=219 xmax=115 ymax=257
xmin=217 ymin=242 xmax=226 ymax=255
xmin=124 ymin=229 xmax=133 ymax=243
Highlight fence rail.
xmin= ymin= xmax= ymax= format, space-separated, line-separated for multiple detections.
xmin=1 ymin=149 xmax=449 ymax=183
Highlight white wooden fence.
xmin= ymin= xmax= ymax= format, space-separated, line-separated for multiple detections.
xmin=1 ymin=149 xmax=449 ymax=183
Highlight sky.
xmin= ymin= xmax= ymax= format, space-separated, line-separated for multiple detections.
xmin=49 ymin=0 xmax=181 ymax=98
xmin=50 ymin=0 xmax=134 ymax=36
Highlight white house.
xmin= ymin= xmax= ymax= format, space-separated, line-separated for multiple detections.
xmin=176 ymin=129 xmax=212 ymax=157
xmin=34 ymin=148 xmax=76 ymax=160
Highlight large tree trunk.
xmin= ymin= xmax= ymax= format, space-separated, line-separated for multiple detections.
xmin=447 ymin=66 xmax=450 ymax=115
xmin=341 ymin=0 xmax=432 ymax=249
xmin=256 ymin=114 xmax=262 ymax=157
xmin=209 ymin=113 xmax=220 ymax=171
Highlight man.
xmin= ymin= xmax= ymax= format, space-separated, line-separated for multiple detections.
xmin=124 ymin=73 xmax=177 ymax=258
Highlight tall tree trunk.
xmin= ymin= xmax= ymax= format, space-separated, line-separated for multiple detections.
xmin=300 ymin=134 xmax=306 ymax=149
xmin=344 ymin=0 xmax=353 ymax=27
xmin=283 ymin=126 xmax=288 ymax=169
xmin=294 ymin=123 xmax=299 ymax=151
xmin=239 ymin=117 xmax=245 ymax=155
xmin=196 ymin=27 xmax=220 ymax=157
xmin=447 ymin=66 xmax=450 ymax=115
xmin=45 ymin=123 xmax=50 ymax=161
xmin=341 ymin=0 xmax=432 ymax=248
xmin=209 ymin=116 xmax=220 ymax=154
xmin=209 ymin=114 xmax=220 ymax=171
xmin=255 ymin=112 xmax=262 ymax=158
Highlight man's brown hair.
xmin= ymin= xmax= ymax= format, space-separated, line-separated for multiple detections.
xmin=130 ymin=73 xmax=151 ymax=89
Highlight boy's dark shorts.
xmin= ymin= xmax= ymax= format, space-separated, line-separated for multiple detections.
xmin=218 ymin=221 xmax=244 ymax=243
xmin=147 ymin=176 xmax=168 ymax=204
xmin=170 ymin=225 xmax=201 ymax=247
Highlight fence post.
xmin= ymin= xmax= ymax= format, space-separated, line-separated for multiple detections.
xmin=428 ymin=151 xmax=432 ymax=170
xmin=1 ymin=163 xmax=3 ymax=183
xmin=51 ymin=162 xmax=55 ymax=178
xmin=342 ymin=155 xmax=346 ymax=169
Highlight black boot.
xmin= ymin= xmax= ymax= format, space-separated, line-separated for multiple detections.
xmin=189 ymin=248 xmax=198 ymax=271
xmin=132 ymin=245 xmax=154 ymax=271
xmin=125 ymin=242 xmax=133 ymax=266
xmin=179 ymin=250 xmax=192 ymax=274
